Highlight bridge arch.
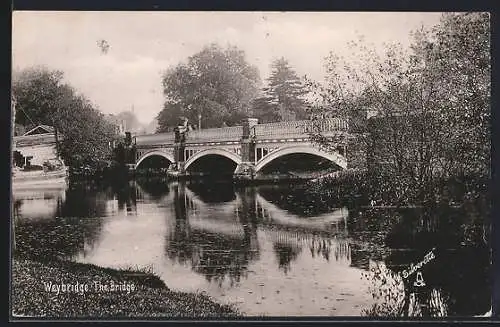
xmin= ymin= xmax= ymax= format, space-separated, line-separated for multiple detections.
xmin=184 ymin=148 xmax=242 ymax=171
xmin=136 ymin=150 xmax=174 ymax=169
xmin=254 ymin=145 xmax=347 ymax=172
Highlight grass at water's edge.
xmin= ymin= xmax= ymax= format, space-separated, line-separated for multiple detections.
xmin=11 ymin=256 xmax=241 ymax=319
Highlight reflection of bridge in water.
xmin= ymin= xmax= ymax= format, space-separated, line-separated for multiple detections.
xmin=176 ymin=183 xmax=352 ymax=266
xmin=133 ymin=181 xmax=352 ymax=262
xmin=131 ymin=180 xmax=355 ymax=283
xmin=157 ymin=181 xmax=354 ymax=284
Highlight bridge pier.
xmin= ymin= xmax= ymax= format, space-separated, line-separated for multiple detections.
xmin=234 ymin=162 xmax=256 ymax=181
xmin=167 ymin=163 xmax=183 ymax=178
xmin=234 ymin=118 xmax=258 ymax=181
xmin=167 ymin=126 xmax=187 ymax=178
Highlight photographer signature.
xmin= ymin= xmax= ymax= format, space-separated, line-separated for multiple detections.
xmin=400 ymin=248 xmax=436 ymax=280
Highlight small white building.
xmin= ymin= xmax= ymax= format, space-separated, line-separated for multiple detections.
xmin=13 ymin=125 xmax=63 ymax=167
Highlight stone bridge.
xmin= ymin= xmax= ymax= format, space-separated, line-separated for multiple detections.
xmin=133 ymin=118 xmax=350 ymax=180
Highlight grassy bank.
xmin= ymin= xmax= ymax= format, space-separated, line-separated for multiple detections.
xmin=11 ymin=257 xmax=240 ymax=319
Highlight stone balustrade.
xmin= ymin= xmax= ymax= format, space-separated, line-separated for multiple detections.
xmin=135 ymin=132 xmax=175 ymax=145
xmin=185 ymin=126 xmax=243 ymax=143
xmin=135 ymin=118 xmax=348 ymax=146
xmin=254 ymin=118 xmax=348 ymax=139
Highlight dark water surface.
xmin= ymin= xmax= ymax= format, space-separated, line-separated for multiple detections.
xmin=13 ymin=178 xmax=491 ymax=317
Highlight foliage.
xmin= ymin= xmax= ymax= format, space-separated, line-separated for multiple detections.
xmin=425 ymin=13 xmax=490 ymax=176
xmin=306 ymin=13 xmax=490 ymax=204
xmin=252 ymin=57 xmax=308 ymax=123
xmin=361 ymin=260 xmax=406 ymax=317
xmin=309 ymin=167 xmax=491 ymax=211
xmin=157 ymin=43 xmax=260 ymax=131
xmin=112 ymin=142 xmax=136 ymax=167
xmin=249 ymin=96 xmax=279 ymax=124
xmin=361 ymin=261 xmax=448 ymax=317
xmin=112 ymin=142 xmax=127 ymax=166
xmin=156 ymin=103 xmax=184 ymax=132
xmin=12 ymin=66 xmax=118 ymax=168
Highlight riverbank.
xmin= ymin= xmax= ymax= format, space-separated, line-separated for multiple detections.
xmin=305 ymin=169 xmax=490 ymax=208
xmin=11 ymin=257 xmax=240 ymax=318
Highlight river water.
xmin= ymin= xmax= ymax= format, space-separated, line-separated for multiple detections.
xmin=13 ymin=178 xmax=491 ymax=317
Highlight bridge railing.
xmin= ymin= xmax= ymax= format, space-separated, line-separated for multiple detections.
xmin=134 ymin=118 xmax=348 ymax=146
xmin=254 ymin=118 xmax=348 ymax=139
xmin=186 ymin=126 xmax=243 ymax=143
xmin=135 ymin=132 xmax=175 ymax=146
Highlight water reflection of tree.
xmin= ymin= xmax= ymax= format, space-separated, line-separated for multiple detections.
xmin=385 ymin=247 xmax=490 ymax=317
xmin=109 ymin=180 xmax=137 ymax=214
xmin=345 ymin=209 xmax=394 ymax=271
xmin=362 ymin=261 xmax=450 ymax=317
xmin=135 ymin=177 xmax=170 ymax=201
xmin=166 ymin=230 xmax=259 ymax=287
xmin=13 ymin=199 xmax=22 ymax=219
xmin=353 ymin=204 xmax=491 ymax=317
xmin=14 ymin=185 xmax=107 ymax=261
xmin=194 ymin=232 xmax=256 ymax=287
xmin=273 ymin=242 xmax=302 ymax=274
xmin=257 ymin=184 xmax=343 ymax=217
xmin=164 ymin=184 xmax=259 ymax=287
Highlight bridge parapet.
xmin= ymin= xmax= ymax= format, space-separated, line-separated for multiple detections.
xmin=135 ymin=118 xmax=348 ymax=146
xmin=135 ymin=132 xmax=175 ymax=146
xmin=186 ymin=126 xmax=243 ymax=143
xmin=254 ymin=118 xmax=348 ymax=139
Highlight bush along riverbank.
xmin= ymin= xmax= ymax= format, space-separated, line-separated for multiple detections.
xmin=11 ymin=256 xmax=240 ymax=319
xmin=306 ymin=169 xmax=490 ymax=209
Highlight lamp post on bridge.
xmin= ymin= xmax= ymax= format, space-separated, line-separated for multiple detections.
xmin=198 ymin=113 xmax=201 ymax=130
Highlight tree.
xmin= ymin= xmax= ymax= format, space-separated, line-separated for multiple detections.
xmin=308 ymin=12 xmax=490 ymax=203
xmin=12 ymin=68 xmax=65 ymax=129
xmin=157 ymin=103 xmax=183 ymax=132
xmin=157 ymin=43 xmax=260 ymax=132
xmin=260 ymin=57 xmax=308 ymax=122
xmin=425 ymin=13 xmax=490 ymax=177
xmin=250 ymin=96 xmax=280 ymax=124
xmin=12 ymin=66 xmax=118 ymax=168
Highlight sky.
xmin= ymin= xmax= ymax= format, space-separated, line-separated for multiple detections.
xmin=12 ymin=11 xmax=443 ymax=124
